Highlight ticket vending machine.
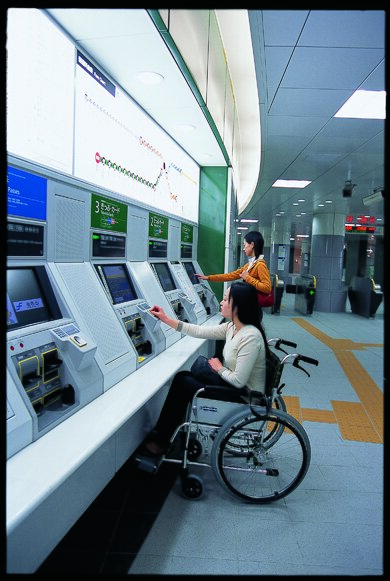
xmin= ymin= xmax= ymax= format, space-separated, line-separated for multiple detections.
xmin=93 ymin=262 xmax=165 ymax=366
xmin=127 ymin=261 xmax=182 ymax=348
xmin=6 ymin=263 xmax=102 ymax=459
xmin=168 ymin=260 xmax=207 ymax=323
xmin=150 ymin=261 xmax=198 ymax=323
xmin=181 ymin=260 xmax=220 ymax=317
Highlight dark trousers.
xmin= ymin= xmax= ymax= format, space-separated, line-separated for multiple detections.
xmin=153 ymin=370 xmax=245 ymax=445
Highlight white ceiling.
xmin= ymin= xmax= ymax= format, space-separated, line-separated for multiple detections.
xmin=45 ymin=8 xmax=385 ymax=235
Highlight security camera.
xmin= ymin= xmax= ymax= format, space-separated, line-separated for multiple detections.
xmin=342 ymin=180 xmax=355 ymax=198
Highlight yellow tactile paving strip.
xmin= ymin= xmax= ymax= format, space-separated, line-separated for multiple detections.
xmin=331 ymin=400 xmax=382 ymax=443
xmin=301 ymin=408 xmax=337 ymax=423
xmin=279 ymin=318 xmax=384 ymax=443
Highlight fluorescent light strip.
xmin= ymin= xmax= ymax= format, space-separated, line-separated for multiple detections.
xmin=335 ymin=90 xmax=386 ymax=120
xmin=272 ymin=180 xmax=311 ymax=188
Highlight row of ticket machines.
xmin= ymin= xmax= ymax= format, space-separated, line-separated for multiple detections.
xmin=6 ymin=257 xmax=220 ymax=460
xmin=6 ymin=162 xmax=221 ymax=461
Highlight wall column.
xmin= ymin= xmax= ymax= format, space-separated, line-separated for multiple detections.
xmin=270 ymin=220 xmax=291 ymax=283
xmin=261 ymin=225 xmax=271 ymax=267
xmin=310 ymin=212 xmax=347 ymax=312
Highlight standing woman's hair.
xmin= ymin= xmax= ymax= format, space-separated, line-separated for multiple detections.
xmin=244 ymin=231 xmax=264 ymax=259
xmin=229 ymin=282 xmax=271 ymax=357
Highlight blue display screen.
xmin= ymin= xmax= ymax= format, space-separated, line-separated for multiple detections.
xmin=99 ymin=264 xmax=138 ymax=304
xmin=7 ymin=268 xmax=55 ymax=330
xmin=183 ymin=261 xmax=198 ymax=285
xmin=153 ymin=263 xmax=176 ymax=292
xmin=7 ymin=166 xmax=47 ymax=220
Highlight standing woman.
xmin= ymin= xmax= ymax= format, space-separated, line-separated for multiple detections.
xmin=195 ymin=230 xmax=272 ymax=321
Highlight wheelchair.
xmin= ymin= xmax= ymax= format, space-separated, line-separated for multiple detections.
xmin=135 ymin=338 xmax=319 ymax=504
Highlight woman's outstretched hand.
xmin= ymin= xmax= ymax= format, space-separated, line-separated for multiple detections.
xmin=149 ymin=305 xmax=165 ymax=320
xmin=195 ymin=274 xmax=208 ymax=280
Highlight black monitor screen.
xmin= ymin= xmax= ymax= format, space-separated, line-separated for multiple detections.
xmin=98 ymin=264 xmax=138 ymax=304
xmin=153 ymin=263 xmax=176 ymax=292
xmin=183 ymin=262 xmax=198 ymax=285
xmin=7 ymin=267 xmax=58 ymax=331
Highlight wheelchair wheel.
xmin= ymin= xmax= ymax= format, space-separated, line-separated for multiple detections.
xmin=211 ymin=407 xmax=310 ymax=503
xmin=224 ymin=395 xmax=286 ymax=456
xmin=181 ymin=474 xmax=204 ymax=500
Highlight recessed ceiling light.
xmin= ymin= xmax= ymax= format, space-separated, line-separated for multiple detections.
xmin=240 ymin=219 xmax=259 ymax=223
xmin=272 ymin=180 xmax=311 ymax=188
xmin=237 ymin=226 xmax=248 ymax=230
xmin=136 ymin=71 xmax=164 ymax=85
xmin=334 ymin=90 xmax=386 ymax=120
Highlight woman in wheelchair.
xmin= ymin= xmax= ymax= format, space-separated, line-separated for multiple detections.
xmin=142 ymin=281 xmax=271 ymax=456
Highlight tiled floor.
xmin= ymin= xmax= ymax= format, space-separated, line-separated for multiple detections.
xmin=36 ymin=293 xmax=384 ymax=575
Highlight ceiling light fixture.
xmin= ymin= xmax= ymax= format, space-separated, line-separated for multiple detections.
xmin=240 ymin=219 xmax=259 ymax=223
xmin=272 ymin=179 xmax=311 ymax=188
xmin=335 ymin=90 xmax=386 ymax=120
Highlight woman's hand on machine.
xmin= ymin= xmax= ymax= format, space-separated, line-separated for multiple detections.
xmin=195 ymin=274 xmax=208 ymax=280
xmin=150 ymin=305 xmax=178 ymax=330
xmin=149 ymin=305 xmax=165 ymax=320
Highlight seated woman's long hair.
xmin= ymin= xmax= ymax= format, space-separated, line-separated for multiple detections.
xmin=229 ymin=281 xmax=271 ymax=358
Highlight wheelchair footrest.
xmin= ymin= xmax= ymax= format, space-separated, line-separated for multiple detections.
xmin=134 ymin=452 xmax=165 ymax=474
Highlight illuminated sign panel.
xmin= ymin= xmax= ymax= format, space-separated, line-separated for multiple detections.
xmin=90 ymin=193 xmax=128 ymax=233
xmin=149 ymin=212 xmax=169 ymax=240
xmin=6 ymin=9 xmax=75 ymax=173
xmin=345 ymin=215 xmax=378 ymax=233
xmin=74 ymin=52 xmax=200 ymax=222
xmin=7 ymin=166 xmax=47 ymax=220
xmin=181 ymin=223 xmax=194 ymax=244
xmin=7 ymin=10 xmax=200 ymax=223
xmin=345 ymin=225 xmax=376 ymax=233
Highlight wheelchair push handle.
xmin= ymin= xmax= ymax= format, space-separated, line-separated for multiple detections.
xmin=268 ymin=337 xmax=298 ymax=354
xmin=292 ymin=354 xmax=319 ymax=377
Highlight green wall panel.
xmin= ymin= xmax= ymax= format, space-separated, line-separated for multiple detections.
xmin=197 ymin=166 xmax=228 ymax=301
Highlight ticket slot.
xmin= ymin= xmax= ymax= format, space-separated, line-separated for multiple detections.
xmin=42 ymin=348 xmax=63 ymax=383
